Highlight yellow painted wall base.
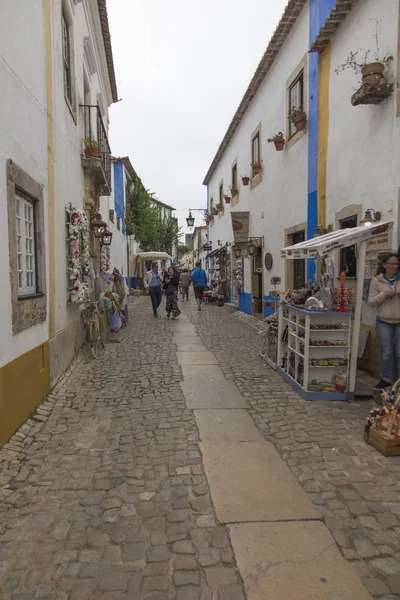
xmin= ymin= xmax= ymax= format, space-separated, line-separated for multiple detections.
xmin=0 ymin=343 xmax=49 ymax=447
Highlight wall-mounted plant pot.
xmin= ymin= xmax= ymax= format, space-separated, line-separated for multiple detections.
xmin=84 ymin=147 xmax=100 ymax=158
xmin=252 ymin=164 xmax=261 ymax=175
xmin=361 ymin=62 xmax=385 ymax=84
xmin=292 ymin=115 xmax=307 ymax=132
xmin=274 ymin=140 xmax=285 ymax=151
xmin=224 ymin=197 xmax=231 ymax=204
xmin=242 ymin=177 xmax=250 ymax=186
xmin=212 ymin=209 xmax=218 ymax=216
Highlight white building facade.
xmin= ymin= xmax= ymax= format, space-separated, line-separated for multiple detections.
xmin=0 ymin=0 xmax=118 ymax=446
xmin=204 ymin=0 xmax=400 ymax=362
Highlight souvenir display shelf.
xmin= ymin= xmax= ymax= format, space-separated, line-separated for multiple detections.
xmin=277 ymin=304 xmax=351 ymax=401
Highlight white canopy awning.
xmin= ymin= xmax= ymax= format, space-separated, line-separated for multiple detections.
xmin=135 ymin=252 xmax=171 ymax=260
xmin=281 ymin=222 xmax=393 ymax=259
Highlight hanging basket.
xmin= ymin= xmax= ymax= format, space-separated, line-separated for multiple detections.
xmin=361 ymin=62 xmax=385 ymax=84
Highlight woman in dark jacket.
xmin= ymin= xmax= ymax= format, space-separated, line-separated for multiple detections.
xmin=163 ymin=267 xmax=181 ymax=319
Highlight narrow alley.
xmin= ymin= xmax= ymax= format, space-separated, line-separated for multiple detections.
xmin=0 ymin=298 xmax=399 ymax=600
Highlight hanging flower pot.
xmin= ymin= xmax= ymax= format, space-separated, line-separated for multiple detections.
xmin=241 ymin=176 xmax=250 ymax=186
xmin=289 ymin=106 xmax=307 ymax=132
xmin=229 ymin=185 xmax=238 ymax=198
xmin=216 ymin=203 xmax=224 ymax=212
xmin=212 ymin=207 xmax=219 ymax=216
xmin=251 ymin=162 xmax=262 ymax=175
xmin=361 ymin=62 xmax=385 ymax=84
xmin=224 ymin=194 xmax=232 ymax=204
xmin=267 ymin=132 xmax=285 ymax=151
xmin=83 ymin=137 xmax=101 ymax=158
xmin=84 ymin=147 xmax=101 ymax=158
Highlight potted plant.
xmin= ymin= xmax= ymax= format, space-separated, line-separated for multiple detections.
xmin=212 ymin=207 xmax=219 ymax=216
xmin=251 ymin=161 xmax=262 ymax=175
xmin=241 ymin=175 xmax=250 ymax=186
xmin=216 ymin=203 xmax=224 ymax=212
xmin=335 ymin=20 xmax=393 ymax=84
xmin=267 ymin=132 xmax=285 ymax=151
xmin=229 ymin=185 xmax=238 ymax=198
xmin=335 ymin=49 xmax=392 ymax=84
xmin=224 ymin=193 xmax=232 ymax=204
xmin=83 ymin=137 xmax=100 ymax=158
xmin=289 ymin=106 xmax=307 ymax=132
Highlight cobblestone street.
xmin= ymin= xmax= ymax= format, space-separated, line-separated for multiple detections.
xmin=0 ymin=296 xmax=400 ymax=599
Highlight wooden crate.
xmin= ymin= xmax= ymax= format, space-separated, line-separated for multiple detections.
xmin=364 ymin=428 xmax=400 ymax=457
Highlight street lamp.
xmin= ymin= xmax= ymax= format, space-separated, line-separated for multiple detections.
xmin=101 ymin=229 xmax=113 ymax=246
xmin=91 ymin=214 xmax=107 ymax=238
xmin=186 ymin=208 xmax=208 ymax=228
xmin=186 ymin=211 xmax=195 ymax=228
xmin=360 ymin=209 xmax=381 ymax=227
xmin=247 ymin=242 xmax=256 ymax=256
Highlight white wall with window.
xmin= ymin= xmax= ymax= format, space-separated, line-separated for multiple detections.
xmin=205 ymin=3 xmax=309 ymax=310
xmin=327 ymin=0 xmax=399 ymax=244
xmin=0 ymin=0 xmax=117 ymax=374
xmin=0 ymin=2 xmax=49 ymax=368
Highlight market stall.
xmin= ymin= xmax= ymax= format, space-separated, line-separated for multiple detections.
xmin=277 ymin=221 xmax=393 ymax=401
xmin=129 ymin=251 xmax=171 ymax=289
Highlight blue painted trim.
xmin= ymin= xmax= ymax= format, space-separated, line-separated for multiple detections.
xmin=264 ymin=295 xmax=279 ymax=318
xmin=239 ymin=292 xmax=252 ymax=315
xmin=227 ymin=295 xmax=231 ymax=304
xmin=114 ymin=162 xmax=125 ymax=231
xmin=277 ymin=366 xmax=348 ymax=401
xmin=307 ymin=0 xmax=336 ymax=283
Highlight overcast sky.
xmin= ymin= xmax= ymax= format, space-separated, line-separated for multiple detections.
xmin=107 ymin=0 xmax=288 ymax=235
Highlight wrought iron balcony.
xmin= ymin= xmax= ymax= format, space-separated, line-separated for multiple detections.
xmin=80 ymin=104 xmax=112 ymax=195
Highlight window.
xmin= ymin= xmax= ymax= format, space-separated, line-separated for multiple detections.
xmin=219 ymin=183 xmax=223 ymax=205
xmin=292 ymin=230 xmax=305 ymax=288
xmin=7 ymin=160 xmax=46 ymax=334
xmin=252 ymin=133 xmax=260 ymax=165
xmin=289 ymin=71 xmax=304 ymax=138
xmin=340 ymin=216 xmax=357 ymax=277
xmin=16 ymin=194 xmax=37 ymax=296
xmin=109 ymin=209 xmax=114 ymax=224
xmin=117 ymin=216 xmax=121 ymax=231
xmin=209 ymin=197 xmax=214 ymax=213
xmin=62 ymin=10 xmax=72 ymax=104
xmin=232 ymin=164 xmax=237 ymax=188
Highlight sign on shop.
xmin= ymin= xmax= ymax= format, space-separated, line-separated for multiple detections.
xmin=231 ymin=211 xmax=250 ymax=243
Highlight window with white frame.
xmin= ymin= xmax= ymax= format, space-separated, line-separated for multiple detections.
xmin=289 ymin=71 xmax=304 ymax=138
xmin=16 ymin=193 xmax=37 ymax=296
xmin=252 ymin=133 xmax=260 ymax=165
xmin=62 ymin=10 xmax=72 ymax=105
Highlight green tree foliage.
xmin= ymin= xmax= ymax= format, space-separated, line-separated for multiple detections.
xmin=125 ymin=177 xmax=183 ymax=254
xmin=177 ymin=244 xmax=189 ymax=256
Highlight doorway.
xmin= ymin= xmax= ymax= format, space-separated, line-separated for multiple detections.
xmin=292 ymin=230 xmax=306 ymax=288
xmin=251 ymin=247 xmax=263 ymax=314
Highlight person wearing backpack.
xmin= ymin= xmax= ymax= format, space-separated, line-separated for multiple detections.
xmin=190 ymin=261 xmax=208 ymax=311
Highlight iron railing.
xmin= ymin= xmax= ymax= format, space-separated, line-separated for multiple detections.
xmin=80 ymin=104 xmax=111 ymax=190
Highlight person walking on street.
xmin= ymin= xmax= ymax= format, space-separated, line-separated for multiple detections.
xmin=180 ymin=268 xmax=190 ymax=302
xmin=368 ymin=253 xmax=400 ymax=390
xmin=144 ymin=262 xmax=163 ymax=318
xmin=163 ymin=266 xmax=181 ymax=319
xmin=191 ymin=261 xmax=208 ymax=311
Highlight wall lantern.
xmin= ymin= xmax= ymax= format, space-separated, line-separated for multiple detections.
xmin=186 ymin=211 xmax=195 ymax=228
xmin=360 ymin=209 xmax=381 ymax=227
xmin=91 ymin=214 xmax=107 ymax=238
xmin=101 ymin=229 xmax=113 ymax=246
xmin=247 ymin=242 xmax=256 ymax=256
xmin=235 ymin=247 xmax=242 ymax=259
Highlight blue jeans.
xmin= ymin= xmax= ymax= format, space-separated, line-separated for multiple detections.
xmin=376 ymin=319 xmax=400 ymax=383
xmin=149 ymin=286 xmax=162 ymax=314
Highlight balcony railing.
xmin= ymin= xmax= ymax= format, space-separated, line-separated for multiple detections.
xmin=80 ymin=104 xmax=111 ymax=194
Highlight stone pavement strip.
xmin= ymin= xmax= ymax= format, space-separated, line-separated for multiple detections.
xmin=0 ymin=296 xmax=397 ymax=599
